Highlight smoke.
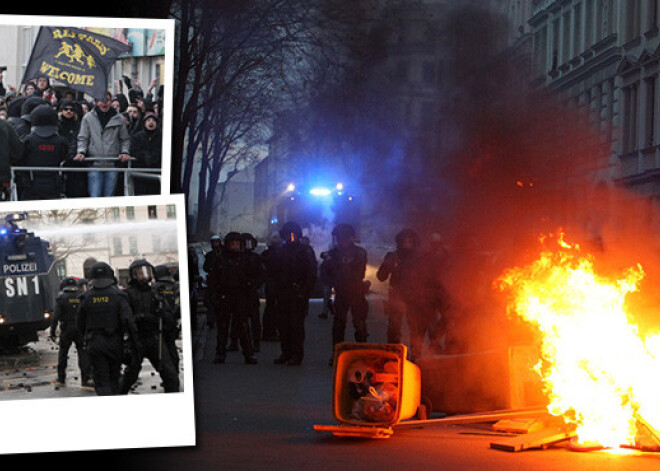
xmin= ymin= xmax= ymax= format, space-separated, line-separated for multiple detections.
xmin=410 ymin=4 xmax=660 ymax=350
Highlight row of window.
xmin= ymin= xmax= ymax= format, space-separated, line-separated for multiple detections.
xmin=108 ymin=204 xmax=177 ymax=221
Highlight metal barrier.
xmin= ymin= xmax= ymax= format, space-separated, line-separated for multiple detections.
xmin=8 ymin=157 xmax=161 ymax=200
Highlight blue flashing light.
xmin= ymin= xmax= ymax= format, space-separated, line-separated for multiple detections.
xmin=0 ymin=229 xmax=7 ymax=236
xmin=270 ymin=218 xmax=279 ymax=224
xmin=309 ymin=188 xmax=331 ymax=196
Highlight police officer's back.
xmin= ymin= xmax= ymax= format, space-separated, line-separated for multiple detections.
xmin=18 ymin=104 xmax=68 ymax=200
xmin=51 ymin=276 xmax=92 ymax=386
xmin=77 ymin=262 xmax=139 ymax=396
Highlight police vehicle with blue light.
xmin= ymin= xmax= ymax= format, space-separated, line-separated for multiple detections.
xmin=0 ymin=212 xmax=58 ymax=350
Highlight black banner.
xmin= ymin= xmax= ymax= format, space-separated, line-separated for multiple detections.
xmin=22 ymin=26 xmax=132 ymax=99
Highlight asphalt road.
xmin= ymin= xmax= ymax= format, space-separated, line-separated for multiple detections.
xmin=13 ymin=297 xmax=660 ymax=469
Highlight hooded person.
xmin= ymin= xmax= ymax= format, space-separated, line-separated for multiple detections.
xmin=15 ymin=96 xmax=47 ymax=139
xmin=119 ymin=259 xmax=180 ymax=394
xmin=130 ymin=111 xmax=162 ymax=195
xmin=17 ymin=104 xmax=68 ymax=200
xmin=76 ymin=262 xmax=140 ymax=396
xmin=6 ymin=96 xmax=26 ymax=130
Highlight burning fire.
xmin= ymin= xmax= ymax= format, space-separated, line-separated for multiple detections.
xmin=496 ymin=230 xmax=660 ymax=449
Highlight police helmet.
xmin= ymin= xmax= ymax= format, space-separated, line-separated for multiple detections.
xmin=332 ymin=223 xmax=356 ymax=240
xmin=224 ymin=231 xmax=244 ymax=251
xmin=89 ymin=262 xmax=115 ymax=289
xmin=129 ymin=259 xmax=155 ymax=283
xmin=279 ymin=221 xmax=302 ymax=243
xmin=210 ymin=234 xmax=223 ymax=247
xmin=241 ymin=233 xmax=257 ymax=251
xmin=60 ymin=276 xmax=78 ymax=291
xmin=154 ymin=264 xmax=172 ymax=281
xmin=395 ymin=228 xmax=420 ymax=250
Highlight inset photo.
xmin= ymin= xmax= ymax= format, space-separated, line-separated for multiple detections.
xmin=0 ymin=15 xmax=174 ymax=200
xmin=0 ymin=194 xmax=194 ymax=454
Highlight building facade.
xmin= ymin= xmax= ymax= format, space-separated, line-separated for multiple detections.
xmin=528 ymin=0 xmax=660 ymax=199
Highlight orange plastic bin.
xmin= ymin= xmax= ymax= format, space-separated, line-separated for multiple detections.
xmin=314 ymin=342 xmax=423 ymax=439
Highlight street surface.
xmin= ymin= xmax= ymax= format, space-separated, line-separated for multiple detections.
xmin=0 ymin=331 xmax=184 ymax=399
xmin=11 ymin=296 xmax=660 ymax=469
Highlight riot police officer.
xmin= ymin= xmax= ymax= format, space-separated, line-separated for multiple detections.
xmin=153 ymin=264 xmax=181 ymax=372
xmin=272 ymin=222 xmax=317 ymax=366
xmin=260 ymin=232 xmax=283 ymax=341
xmin=211 ymin=232 xmax=258 ymax=364
xmin=377 ymin=228 xmax=426 ymax=361
xmin=325 ymin=223 xmax=369 ymax=365
xmin=77 ymin=262 xmax=140 ymax=396
xmin=50 ymin=276 xmax=92 ymax=387
xmin=242 ymin=232 xmax=265 ymax=353
xmin=119 ymin=259 xmax=180 ymax=393
xmin=203 ymin=234 xmax=223 ymax=329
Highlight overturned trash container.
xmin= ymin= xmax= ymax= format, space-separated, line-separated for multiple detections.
xmin=314 ymin=342 xmax=423 ymax=439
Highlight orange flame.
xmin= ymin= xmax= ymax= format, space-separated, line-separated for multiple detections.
xmin=496 ymin=230 xmax=660 ymax=448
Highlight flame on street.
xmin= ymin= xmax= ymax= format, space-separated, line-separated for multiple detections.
xmin=496 ymin=230 xmax=660 ymax=449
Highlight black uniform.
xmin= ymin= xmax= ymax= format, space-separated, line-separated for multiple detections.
xmin=120 ymin=260 xmax=180 ymax=394
xmin=77 ymin=264 xmax=139 ymax=396
xmin=260 ymin=237 xmax=282 ymax=340
xmin=242 ymin=233 xmax=265 ymax=352
xmin=272 ymin=222 xmax=317 ymax=366
xmin=50 ymin=279 xmax=91 ymax=385
xmin=154 ymin=265 xmax=181 ymax=371
xmin=18 ymin=105 xmax=69 ymax=200
xmin=377 ymin=228 xmax=429 ymax=361
xmin=211 ymin=233 xmax=257 ymax=364
xmin=326 ymin=225 xmax=369 ymax=352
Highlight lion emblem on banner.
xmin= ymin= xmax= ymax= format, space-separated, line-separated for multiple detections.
xmin=54 ymin=41 xmax=96 ymax=69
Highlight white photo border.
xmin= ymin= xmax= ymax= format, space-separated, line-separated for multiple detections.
xmin=0 ymin=194 xmax=195 ymax=454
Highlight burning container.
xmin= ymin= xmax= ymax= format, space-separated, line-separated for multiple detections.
xmin=314 ymin=342 xmax=423 ymax=439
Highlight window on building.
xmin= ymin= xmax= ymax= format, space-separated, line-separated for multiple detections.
xmin=626 ymin=0 xmax=641 ymax=41
xmin=148 ymin=206 xmax=158 ymax=219
xmin=623 ymin=84 xmax=639 ymax=153
xmin=166 ymin=205 xmax=176 ymax=219
xmin=573 ymin=4 xmax=582 ymax=57
xmin=110 ymin=207 xmax=120 ymax=221
xmin=126 ymin=206 xmax=135 ymax=220
xmin=562 ymin=12 xmax=571 ymax=64
xmin=533 ymin=27 xmax=548 ymax=72
xmin=113 ymin=237 xmax=123 ymax=256
xmin=585 ymin=0 xmax=593 ymax=48
xmin=55 ymin=260 xmax=66 ymax=280
xmin=645 ymin=78 xmax=656 ymax=148
xmin=129 ymin=236 xmax=138 ymax=255
xmin=648 ymin=0 xmax=659 ymax=30
xmin=552 ymin=19 xmax=560 ymax=70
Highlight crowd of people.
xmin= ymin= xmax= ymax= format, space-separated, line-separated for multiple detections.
xmin=49 ymin=259 xmax=181 ymax=396
xmin=0 ymin=70 xmax=163 ymax=200
xmin=190 ymin=221 xmax=452 ymax=367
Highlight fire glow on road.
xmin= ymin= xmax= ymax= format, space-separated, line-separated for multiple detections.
xmin=496 ymin=230 xmax=660 ymax=450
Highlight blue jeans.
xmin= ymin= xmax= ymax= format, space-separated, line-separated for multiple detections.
xmin=88 ymin=171 xmax=119 ymax=197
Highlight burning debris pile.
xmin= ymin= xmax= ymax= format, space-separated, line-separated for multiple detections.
xmin=494 ymin=230 xmax=660 ymax=452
